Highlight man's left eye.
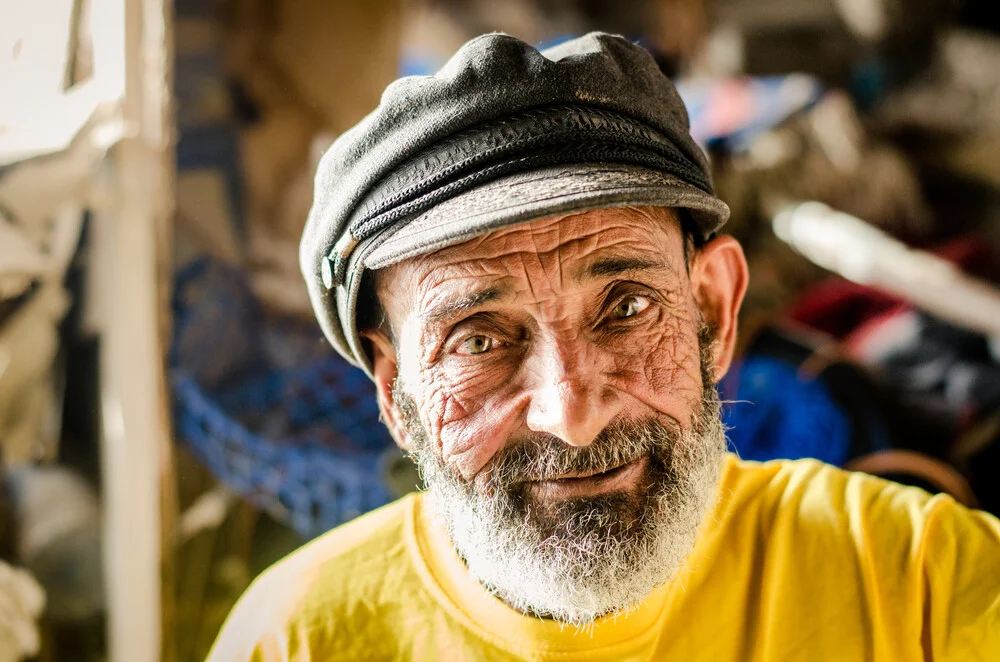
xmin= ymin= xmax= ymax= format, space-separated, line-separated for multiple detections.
xmin=610 ymin=295 xmax=650 ymax=320
xmin=458 ymin=335 xmax=494 ymax=355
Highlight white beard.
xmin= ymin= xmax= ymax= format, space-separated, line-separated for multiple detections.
xmin=407 ymin=386 xmax=728 ymax=626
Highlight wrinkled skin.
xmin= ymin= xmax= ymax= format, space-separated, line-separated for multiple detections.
xmin=364 ymin=206 xmax=748 ymax=501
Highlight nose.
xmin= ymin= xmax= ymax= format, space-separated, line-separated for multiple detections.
xmin=524 ymin=339 xmax=622 ymax=447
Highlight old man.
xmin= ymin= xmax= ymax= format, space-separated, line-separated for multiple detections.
xmin=209 ymin=33 xmax=1000 ymax=661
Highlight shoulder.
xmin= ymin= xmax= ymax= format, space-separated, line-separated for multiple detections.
xmin=721 ymin=454 xmax=942 ymax=526
xmin=721 ymin=456 xmax=1000 ymax=636
xmin=725 ymin=454 xmax=1000 ymax=538
xmin=207 ymin=493 xmax=423 ymax=662
xmin=254 ymin=490 xmax=418 ymax=608
xmin=715 ymin=454 xmax=955 ymax=568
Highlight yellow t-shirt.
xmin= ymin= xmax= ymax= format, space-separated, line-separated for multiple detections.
xmin=207 ymin=456 xmax=1000 ymax=661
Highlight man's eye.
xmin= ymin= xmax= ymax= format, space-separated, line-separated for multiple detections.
xmin=610 ymin=295 xmax=649 ymax=320
xmin=458 ymin=335 xmax=494 ymax=355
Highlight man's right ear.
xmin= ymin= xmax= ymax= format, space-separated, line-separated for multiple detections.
xmin=364 ymin=332 xmax=412 ymax=450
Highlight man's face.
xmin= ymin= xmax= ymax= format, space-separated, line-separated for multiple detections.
xmin=366 ymin=206 xmax=746 ymax=625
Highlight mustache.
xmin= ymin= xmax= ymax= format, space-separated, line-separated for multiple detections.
xmin=479 ymin=417 xmax=681 ymax=490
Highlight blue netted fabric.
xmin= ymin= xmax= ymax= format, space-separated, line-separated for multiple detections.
xmin=170 ymin=260 xmax=394 ymax=538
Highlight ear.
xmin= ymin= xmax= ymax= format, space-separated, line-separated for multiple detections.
xmin=364 ymin=331 xmax=411 ymax=450
xmin=689 ymin=235 xmax=749 ymax=380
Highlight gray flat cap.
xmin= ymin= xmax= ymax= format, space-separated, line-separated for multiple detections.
xmin=300 ymin=32 xmax=730 ymax=377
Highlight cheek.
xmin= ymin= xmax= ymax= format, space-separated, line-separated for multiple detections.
xmin=606 ymin=308 xmax=704 ymax=424
xmin=416 ymin=364 xmax=526 ymax=481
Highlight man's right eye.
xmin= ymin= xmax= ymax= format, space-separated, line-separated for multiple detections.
xmin=458 ymin=335 xmax=494 ymax=355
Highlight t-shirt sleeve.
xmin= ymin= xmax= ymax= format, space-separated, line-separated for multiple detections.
xmin=204 ymin=570 xmax=314 ymax=662
xmin=919 ymin=496 xmax=1000 ymax=661
xmin=206 ymin=624 xmax=293 ymax=662
xmin=204 ymin=597 xmax=287 ymax=662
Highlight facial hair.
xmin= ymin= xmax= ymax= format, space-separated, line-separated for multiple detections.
xmin=397 ymin=325 xmax=728 ymax=626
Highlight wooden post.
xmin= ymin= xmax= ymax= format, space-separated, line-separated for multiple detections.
xmin=98 ymin=0 xmax=174 ymax=660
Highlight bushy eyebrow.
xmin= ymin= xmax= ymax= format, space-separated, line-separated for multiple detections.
xmin=419 ymin=257 xmax=667 ymax=327
xmin=421 ymin=285 xmax=513 ymax=325
xmin=575 ymin=256 xmax=667 ymax=281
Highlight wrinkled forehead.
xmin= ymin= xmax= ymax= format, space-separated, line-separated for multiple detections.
xmin=377 ymin=206 xmax=687 ymax=312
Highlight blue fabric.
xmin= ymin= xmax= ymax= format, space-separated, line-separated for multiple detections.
xmin=720 ymin=357 xmax=852 ymax=466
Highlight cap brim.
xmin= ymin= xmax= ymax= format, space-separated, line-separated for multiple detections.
xmin=362 ymin=163 xmax=730 ymax=271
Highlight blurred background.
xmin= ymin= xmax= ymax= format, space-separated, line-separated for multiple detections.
xmin=2 ymin=0 xmax=1000 ymax=660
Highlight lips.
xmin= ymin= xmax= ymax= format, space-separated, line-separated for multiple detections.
xmin=553 ymin=462 xmax=632 ymax=480
xmin=526 ymin=456 xmax=649 ymax=499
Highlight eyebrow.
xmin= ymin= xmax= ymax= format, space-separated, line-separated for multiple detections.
xmin=421 ymin=285 xmax=513 ymax=325
xmin=419 ymin=257 xmax=666 ymax=326
xmin=575 ymin=256 xmax=667 ymax=281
